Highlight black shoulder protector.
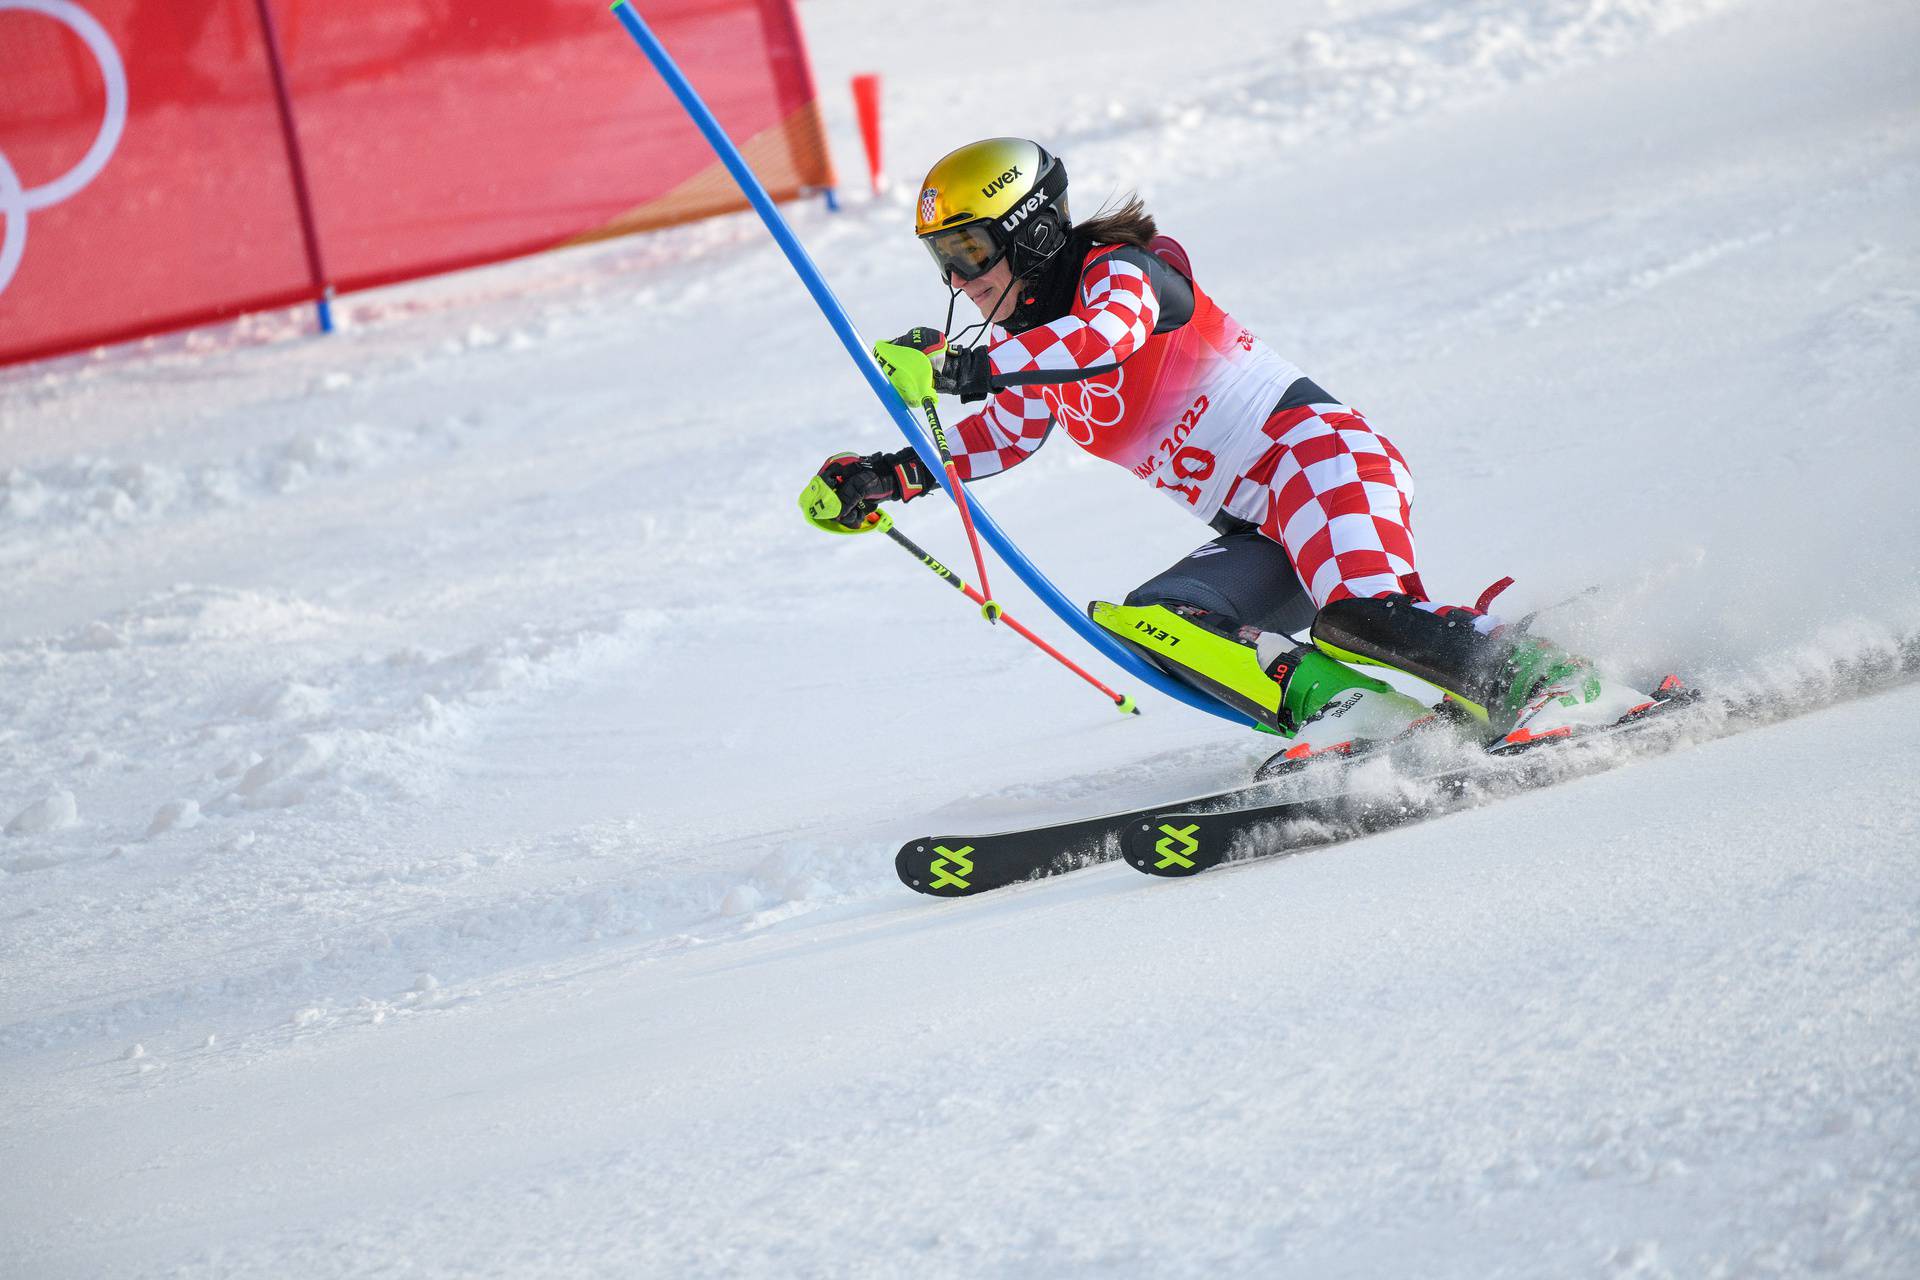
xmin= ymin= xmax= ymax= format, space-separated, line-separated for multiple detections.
xmin=1103 ymin=244 xmax=1195 ymax=334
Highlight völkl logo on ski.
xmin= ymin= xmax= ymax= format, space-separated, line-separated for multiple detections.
xmin=1154 ymin=823 xmax=1199 ymax=870
xmin=927 ymin=845 xmax=975 ymax=890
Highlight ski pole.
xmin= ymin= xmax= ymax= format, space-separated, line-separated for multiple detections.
xmin=870 ymin=512 xmax=1138 ymax=715
xmin=917 ymin=397 xmax=1001 ymax=623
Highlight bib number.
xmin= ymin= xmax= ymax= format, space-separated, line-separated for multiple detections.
xmin=1153 ymin=446 xmax=1216 ymax=506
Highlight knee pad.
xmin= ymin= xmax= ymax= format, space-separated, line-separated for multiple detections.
xmin=1125 ymin=533 xmax=1315 ymax=637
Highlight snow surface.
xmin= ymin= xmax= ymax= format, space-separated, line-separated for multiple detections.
xmin=3 ymin=0 xmax=1919 ymax=1274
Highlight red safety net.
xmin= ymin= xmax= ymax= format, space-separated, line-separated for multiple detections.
xmin=0 ymin=0 xmax=835 ymax=366
xmin=0 ymin=2 xmax=314 ymax=363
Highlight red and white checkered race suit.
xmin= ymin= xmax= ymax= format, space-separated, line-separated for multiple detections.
xmin=947 ymin=242 xmax=1424 ymax=607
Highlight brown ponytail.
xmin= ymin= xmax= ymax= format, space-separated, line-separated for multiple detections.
xmin=1073 ymin=194 xmax=1158 ymax=249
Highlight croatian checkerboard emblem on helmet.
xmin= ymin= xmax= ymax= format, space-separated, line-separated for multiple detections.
xmin=919 ymin=188 xmax=939 ymax=224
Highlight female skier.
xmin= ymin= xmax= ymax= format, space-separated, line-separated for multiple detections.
xmin=801 ymin=138 xmax=1659 ymax=760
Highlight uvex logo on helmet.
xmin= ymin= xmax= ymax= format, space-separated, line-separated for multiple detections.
xmin=998 ymin=189 xmax=1048 ymax=233
xmin=980 ymin=166 xmax=1022 ymax=198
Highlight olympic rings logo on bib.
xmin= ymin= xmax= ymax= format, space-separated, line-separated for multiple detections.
xmin=1041 ymin=368 xmax=1126 ymax=445
xmin=0 ymin=1 xmax=128 ymax=298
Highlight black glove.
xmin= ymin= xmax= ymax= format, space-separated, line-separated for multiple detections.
xmin=934 ymin=342 xmax=993 ymax=402
xmin=881 ymin=327 xmax=994 ymax=404
xmin=809 ymin=448 xmax=936 ymax=528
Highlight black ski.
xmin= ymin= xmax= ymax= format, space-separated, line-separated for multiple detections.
xmin=895 ymin=775 xmax=1329 ymax=896
xmin=899 ymin=682 xmax=1702 ymax=896
xmin=896 ymin=731 xmax=1447 ymax=896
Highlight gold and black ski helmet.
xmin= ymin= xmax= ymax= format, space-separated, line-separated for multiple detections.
xmin=915 ymin=138 xmax=1070 ymax=283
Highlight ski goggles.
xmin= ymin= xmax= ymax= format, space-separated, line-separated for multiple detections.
xmin=920 ymin=221 xmax=1006 ymax=282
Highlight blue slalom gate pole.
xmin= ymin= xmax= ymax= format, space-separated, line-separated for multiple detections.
xmin=608 ymin=1 xmax=1251 ymax=727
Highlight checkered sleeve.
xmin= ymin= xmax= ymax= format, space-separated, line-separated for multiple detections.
xmin=987 ymin=251 xmax=1161 ymax=387
xmin=948 ymin=384 xmax=1054 ymax=481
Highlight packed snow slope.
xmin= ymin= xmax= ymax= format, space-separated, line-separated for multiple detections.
xmin=3 ymin=0 xmax=1918 ymax=1274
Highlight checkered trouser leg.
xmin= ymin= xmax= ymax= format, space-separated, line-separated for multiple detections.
xmin=1251 ymin=406 xmax=1425 ymax=608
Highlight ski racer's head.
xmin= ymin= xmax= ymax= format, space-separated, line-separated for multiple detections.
xmin=915 ymin=138 xmax=1070 ymax=323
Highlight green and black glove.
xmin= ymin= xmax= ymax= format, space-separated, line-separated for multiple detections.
xmin=798 ymin=448 xmax=937 ymax=533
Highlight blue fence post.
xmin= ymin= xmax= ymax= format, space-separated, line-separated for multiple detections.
xmin=252 ymin=0 xmax=335 ymax=339
xmin=607 ymin=0 xmax=1250 ymax=726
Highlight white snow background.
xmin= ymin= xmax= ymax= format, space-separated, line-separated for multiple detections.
xmin=3 ymin=0 xmax=1919 ymax=1274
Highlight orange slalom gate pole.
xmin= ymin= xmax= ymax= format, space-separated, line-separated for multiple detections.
xmin=876 ymin=516 xmax=1139 ymax=715
xmin=851 ymin=73 xmax=883 ymax=194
